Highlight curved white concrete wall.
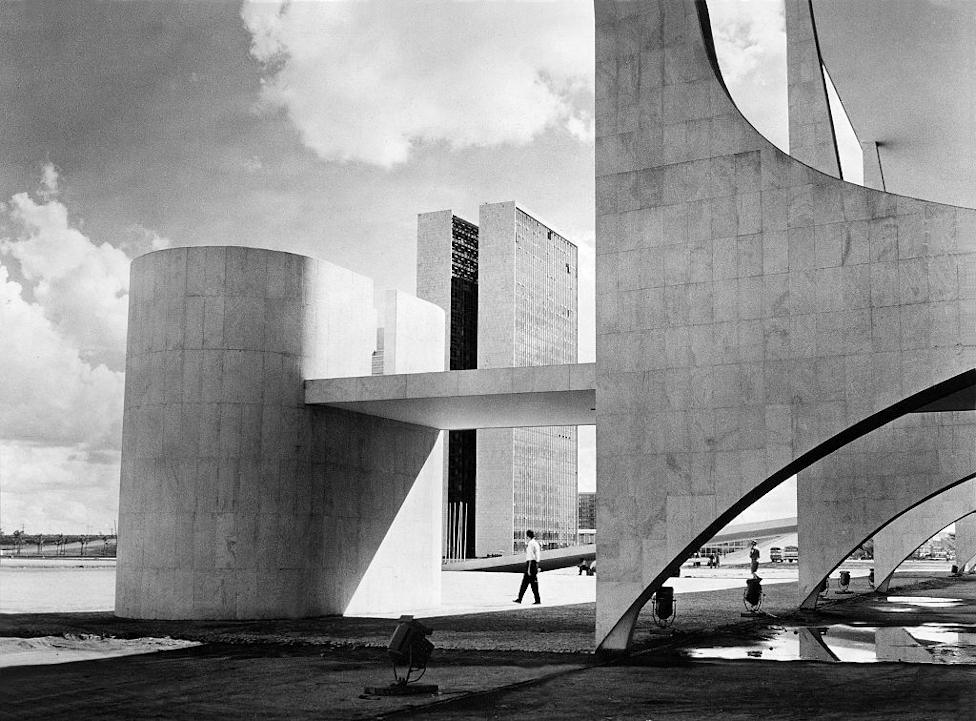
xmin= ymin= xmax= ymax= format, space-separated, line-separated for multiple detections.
xmin=117 ymin=246 xmax=442 ymax=619
xmin=594 ymin=0 xmax=976 ymax=650
xmin=871 ymin=480 xmax=976 ymax=591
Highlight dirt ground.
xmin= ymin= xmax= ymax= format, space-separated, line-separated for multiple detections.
xmin=1 ymin=572 xmax=974 ymax=720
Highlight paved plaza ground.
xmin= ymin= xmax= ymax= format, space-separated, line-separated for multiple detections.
xmin=1 ymin=568 xmax=974 ymax=720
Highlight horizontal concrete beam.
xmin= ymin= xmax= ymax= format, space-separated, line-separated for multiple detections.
xmin=305 ymin=363 xmax=596 ymax=430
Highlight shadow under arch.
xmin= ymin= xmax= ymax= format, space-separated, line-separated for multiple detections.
xmin=598 ymin=370 xmax=976 ymax=653
xmin=800 ymin=474 xmax=976 ymax=606
xmin=876 ymin=507 xmax=976 ymax=594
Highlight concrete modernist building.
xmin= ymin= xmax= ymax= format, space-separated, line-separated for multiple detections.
xmin=478 ymin=202 xmax=579 ymax=556
xmin=418 ymin=203 xmax=579 ymax=558
xmin=118 ymin=0 xmax=976 ymax=653
xmin=783 ymin=0 xmax=976 ymax=603
xmin=117 ymin=247 xmax=446 ymax=619
xmin=594 ymin=0 xmax=976 ymax=651
xmin=417 ymin=211 xmax=480 ymax=559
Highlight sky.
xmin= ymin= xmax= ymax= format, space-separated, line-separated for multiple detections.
xmin=0 ymin=0 xmax=803 ymax=534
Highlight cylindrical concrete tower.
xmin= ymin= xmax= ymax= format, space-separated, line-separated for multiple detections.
xmin=116 ymin=246 xmax=374 ymax=619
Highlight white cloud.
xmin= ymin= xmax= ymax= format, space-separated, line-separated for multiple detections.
xmin=38 ymin=162 xmax=60 ymax=201
xmin=0 ymin=167 xmax=167 ymax=533
xmin=708 ymin=0 xmax=788 ymax=150
xmin=241 ymin=0 xmax=594 ymax=167
xmin=2 ymin=192 xmax=131 ymax=369
xmin=0 ymin=264 xmax=123 ymax=450
xmin=0 ymin=443 xmax=120 ymax=534
xmin=708 ymin=1 xmax=785 ymax=84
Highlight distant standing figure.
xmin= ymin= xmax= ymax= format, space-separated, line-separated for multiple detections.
xmin=577 ymin=558 xmax=589 ymax=576
xmin=514 ymin=530 xmax=542 ymax=605
xmin=749 ymin=541 xmax=760 ymax=577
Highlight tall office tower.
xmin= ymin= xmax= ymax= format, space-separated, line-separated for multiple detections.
xmin=417 ymin=210 xmax=480 ymax=558
xmin=477 ymin=201 xmax=578 ymax=556
xmin=417 ymin=203 xmax=579 ymax=557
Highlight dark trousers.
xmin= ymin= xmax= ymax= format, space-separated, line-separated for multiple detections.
xmin=517 ymin=560 xmax=540 ymax=603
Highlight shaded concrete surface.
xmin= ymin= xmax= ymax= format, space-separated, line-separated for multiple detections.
xmin=1 ymin=574 xmax=973 ymax=720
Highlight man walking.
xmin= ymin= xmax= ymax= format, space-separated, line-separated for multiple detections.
xmin=514 ymin=530 xmax=542 ymax=605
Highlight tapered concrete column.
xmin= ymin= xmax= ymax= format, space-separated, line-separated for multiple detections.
xmin=870 ymin=480 xmax=975 ymax=592
xmin=786 ymin=0 xmax=841 ymax=177
xmin=860 ymin=141 xmax=885 ymax=191
xmin=956 ymin=514 xmax=976 ymax=573
xmin=117 ymin=246 xmax=443 ymax=619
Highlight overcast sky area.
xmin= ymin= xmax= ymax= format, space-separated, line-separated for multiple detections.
xmin=0 ymin=0 xmax=823 ymax=534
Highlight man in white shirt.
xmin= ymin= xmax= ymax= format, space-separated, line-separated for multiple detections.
xmin=513 ymin=529 xmax=542 ymax=605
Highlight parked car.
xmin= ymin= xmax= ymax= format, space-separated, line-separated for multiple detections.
xmin=769 ymin=546 xmax=783 ymax=562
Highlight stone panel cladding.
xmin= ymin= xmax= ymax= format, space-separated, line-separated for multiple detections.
xmin=869 ymin=477 xmax=976 ymax=593
xmin=594 ymin=0 xmax=976 ymax=650
xmin=118 ymin=246 xmax=442 ymax=620
xmin=798 ymin=414 xmax=976 ymax=603
xmin=785 ymin=0 xmax=976 ymax=607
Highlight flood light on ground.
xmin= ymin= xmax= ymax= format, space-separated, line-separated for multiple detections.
xmin=363 ymin=615 xmax=439 ymax=697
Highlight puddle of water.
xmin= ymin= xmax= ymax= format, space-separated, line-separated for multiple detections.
xmin=684 ymin=624 xmax=976 ymax=665
xmin=884 ymin=596 xmax=964 ymax=608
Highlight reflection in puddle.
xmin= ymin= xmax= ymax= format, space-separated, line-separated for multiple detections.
xmin=685 ymin=624 xmax=976 ymax=664
xmin=884 ymin=596 xmax=964 ymax=608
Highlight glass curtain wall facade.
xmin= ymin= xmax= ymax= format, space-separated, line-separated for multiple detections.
xmin=446 ymin=215 xmax=478 ymax=559
xmin=478 ymin=202 xmax=579 ymax=555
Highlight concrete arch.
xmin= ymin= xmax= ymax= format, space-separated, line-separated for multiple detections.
xmin=594 ymin=0 xmax=976 ymax=652
xmin=798 ymin=456 xmax=976 ymax=605
xmin=797 ymin=416 xmax=976 ymax=606
xmin=958 ymin=514 xmax=976 ymax=573
xmin=875 ymin=504 xmax=976 ymax=593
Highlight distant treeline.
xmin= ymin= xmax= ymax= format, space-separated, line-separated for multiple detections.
xmin=0 ymin=533 xmax=117 ymax=557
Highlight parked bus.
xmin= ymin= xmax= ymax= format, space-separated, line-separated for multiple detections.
xmin=783 ymin=545 xmax=799 ymax=563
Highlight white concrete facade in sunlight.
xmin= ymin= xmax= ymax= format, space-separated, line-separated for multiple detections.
xmin=118 ymin=1 xmax=976 ymax=655
xmin=786 ymin=0 xmax=976 ymax=607
xmin=117 ymin=246 xmax=445 ymax=619
xmin=593 ymin=0 xmax=976 ymax=652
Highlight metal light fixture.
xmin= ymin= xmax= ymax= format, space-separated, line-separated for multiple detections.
xmin=652 ymin=586 xmax=676 ymax=627
xmin=364 ymin=615 xmax=438 ymax=696
xmin=742 ymin=577 xmax=764 ymax=614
